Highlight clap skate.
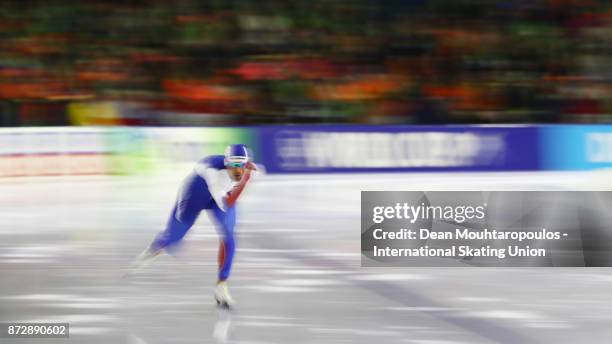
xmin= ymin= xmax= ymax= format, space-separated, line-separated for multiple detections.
xmin=214 ymin=281 xmax=234 ymax=309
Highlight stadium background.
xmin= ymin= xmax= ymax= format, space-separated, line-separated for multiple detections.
xmin=2 ymin=1 xmax=612 ymax=344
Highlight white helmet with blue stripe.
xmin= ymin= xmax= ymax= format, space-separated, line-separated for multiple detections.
xmin=224 ymin=144 xmax=250 ymax=167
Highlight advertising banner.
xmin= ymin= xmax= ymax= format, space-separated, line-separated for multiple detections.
xmin=540 ymin=125 xmax=612 ymax=171
xmin=257 ymin=125 xmax=540 ymax=173
xmin=0 ymin=127 xmax=256 ymax=177
xmin=7 ymin=124 xmax=612 ymax=177
xmin=106 ymin=127 xmax=256 ymax=175
xmin=0 ymin=128 xmax=111 ymax=177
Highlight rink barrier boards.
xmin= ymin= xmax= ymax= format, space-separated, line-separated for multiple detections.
xmin=1 ymin=125 xmax=612 ymax=177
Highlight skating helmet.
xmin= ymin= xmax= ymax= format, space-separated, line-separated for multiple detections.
xmin=224 ymin=144 xmax=250 ymax=168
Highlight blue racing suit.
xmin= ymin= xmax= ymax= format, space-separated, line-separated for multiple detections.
xmin=152 ymin=155 xmax=236 ymax=281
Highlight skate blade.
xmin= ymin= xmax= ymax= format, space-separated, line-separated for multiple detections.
xmin=122 ymin=250 xmax=161 ymax=278
xmin=122 ymin=260 xmax=149 ymax=279
xmin=215 ymin=298 xmax=232 ymax=310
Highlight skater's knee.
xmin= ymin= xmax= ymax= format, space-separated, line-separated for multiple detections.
xmin=223 ymin=235 xmax=235 ymax=251
xmin=175 ymin=210 xmax=198 ymax=225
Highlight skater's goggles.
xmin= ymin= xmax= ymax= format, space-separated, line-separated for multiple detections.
xmin=226 ymin=161 xmax=247 ymax=168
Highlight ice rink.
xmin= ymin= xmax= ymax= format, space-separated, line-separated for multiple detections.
xmin=1 ymin=171 xmax=612 ymax=344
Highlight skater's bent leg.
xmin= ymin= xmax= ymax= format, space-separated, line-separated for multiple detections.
xmin=218 ymin=236 xmax=235 ymax=281
xmin=212 ymin=205 xmax=236 ymax=281
xmin=217 ymin=241 xmax=226 ymax=268
xmin=152 ymin=200 xmax=201 ymax=252
xmin=146 ymin=172 xmax=208 ymax=256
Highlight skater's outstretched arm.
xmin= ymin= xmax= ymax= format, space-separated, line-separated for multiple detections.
xmin=224 ymin=165 xmax=254 ymax=207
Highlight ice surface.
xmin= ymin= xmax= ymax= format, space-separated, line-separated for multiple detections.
xmin=0 ymin=171 xmax=611 ymax=343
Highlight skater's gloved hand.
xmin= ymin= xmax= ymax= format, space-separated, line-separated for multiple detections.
xmin=245 ymin=161 xmax=258 ymax=171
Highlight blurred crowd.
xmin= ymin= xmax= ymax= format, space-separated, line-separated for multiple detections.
xmin=1 ymin=0 xmax=612 ymax=126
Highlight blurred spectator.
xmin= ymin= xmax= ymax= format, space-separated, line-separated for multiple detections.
xmin=0 ymin=0 xmax=612 ymax=126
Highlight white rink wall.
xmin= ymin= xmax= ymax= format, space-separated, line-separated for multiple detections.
xmin=0 ymin=127 xmax=249 ymax=178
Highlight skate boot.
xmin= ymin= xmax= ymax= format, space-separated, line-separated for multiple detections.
xmin=214 ymin=281 xmax=234 ymax=309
